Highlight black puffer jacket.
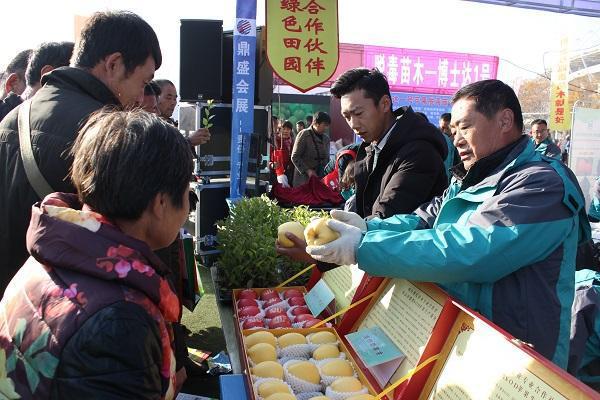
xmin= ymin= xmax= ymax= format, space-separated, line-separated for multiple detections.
xmin=0 ymin=67 xmax=119 ymax=289
xmin=355 ymin=106 xmax=448 ymax=219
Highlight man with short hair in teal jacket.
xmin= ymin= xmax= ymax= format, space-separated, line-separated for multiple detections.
xmin=531 ymin=118 xmax=561 ymax=160
xmin=307 ymin=80 xmax=591 ymax=370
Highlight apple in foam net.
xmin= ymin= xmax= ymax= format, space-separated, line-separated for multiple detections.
xmin=264 ymin=297 xmax=283 ymax=309
xmin=288 ymin=296 xmax=306 ymax=307
xmin=238 ymin=305 xmax=260 ymax=318
xmin=260 ymin=289 xmax=280 ymax=302
xmin=265 ymin=307 xmax=286 ymax=319
xmin=294 ymin=314 xmax=315 ymax=323
xmin=237 ymin=298 xmax=258 ymax=308
xmin=239 ymin=289 xmax=258 ymax=300
xmin=269 ymin=315 xmax=292 ymax=329
xmin=290 ymin=306 xmax=310 ymax=316
xmin=301 ymin=318 xmax=322 ymax=328
xmin=242 ymin=317 xmax=265 ymax=329
xmin=282 ymin=288 xmax=303 ymax=299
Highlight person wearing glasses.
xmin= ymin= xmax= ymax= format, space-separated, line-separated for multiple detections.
xmin=531 ymin=119 xmax=561 ymax=160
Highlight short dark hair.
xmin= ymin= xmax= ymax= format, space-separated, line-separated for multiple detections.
xmin=452 ymin=79 xmax=523 ymax=132
xmin=531 ymin=119 xmax=547 ymax=127
xmin=306 ymin=115 xmax=313 ymax=124
xmin=440 ymin=113 xmax=451 ymax=123
xmin=145 ymin=81 xmax=161 ymax=97
xmin=1 ymin=49 xmax=32 ymax=84
xmin=71 ymin=110 xmax=192 ymax=220
xmin=330 ymin=68 xmax=392 ymax=108
xmin=25 ymin=42 xmax=74 ymax=86
xmin=155 ymin=79 xmax=175 ymax=91
xmin=281 ymin=120 xmax=293 ymax=130
xmin=73 ymin=11 xmax=162 ymax=74
xmin=313 ymin=111 xmax=331 ymax=125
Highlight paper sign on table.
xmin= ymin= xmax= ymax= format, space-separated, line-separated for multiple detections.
xmin=304 ymin=278 xmax=336 ymax=317
xmin=346 ymin=326 xmax=406 ymax=387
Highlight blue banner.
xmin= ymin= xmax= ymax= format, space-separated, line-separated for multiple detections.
xmin=391 ymin=91 xmax=452 ymax=124
xmin=230 ymin=0 xmax=257 ymax=200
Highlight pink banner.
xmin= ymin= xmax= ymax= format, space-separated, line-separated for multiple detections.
xmin=363 ymin=45 xmax=499 ymax=95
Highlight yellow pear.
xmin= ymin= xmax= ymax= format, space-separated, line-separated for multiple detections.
xmin=278 ymin=332 xmax=307 ymax=348
xmin=321 ymin=359 xmax=354 ymax=377
xmin=310 ymin=331 xmax=337 ymax=344
xmin=248 ymin=342 xmax=277 ymax=365
xmin=245 ymin=331 xmax=277 ymax=349
xmin=304 ymin=218 xmax=340 ymax=246
xmin=312 ymin=344 xmax=340 ymax=360
xmin=331 ymin=377 xmax=362 ymax=392
xmin=346 ymin=395 xmax=375 ymax=400
xmin=257 ymin=381 xmax=291 ymax=398
xmin=265 ymin=393 xmax=297 ymax=400
xmin=288 ymin=361 xmax=321 ymax=384
xmin=278 ymin=221 xmax=306 ymax=247
xmin=252 ymin=361 xmax=284 ymax=379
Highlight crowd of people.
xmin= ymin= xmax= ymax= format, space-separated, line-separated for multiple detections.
xmin=0 ymin=8 xmax=598 ymax=399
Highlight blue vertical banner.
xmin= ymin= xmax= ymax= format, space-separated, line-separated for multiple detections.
xmin=230 ymin=0 xmax=257 ymax=200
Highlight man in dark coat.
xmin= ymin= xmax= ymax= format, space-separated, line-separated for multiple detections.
xmin=330 ymin=68 xmax=448 ymax=219
xmin=0 ymin=11 xmax=161 ymax=291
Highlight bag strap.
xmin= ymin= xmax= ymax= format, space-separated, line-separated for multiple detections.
xmin=18 ymin=100 xmax=54 ymax=199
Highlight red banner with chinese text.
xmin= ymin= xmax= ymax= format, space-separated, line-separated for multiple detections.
xmin=266 ymin=0 xmax=339 ymax=92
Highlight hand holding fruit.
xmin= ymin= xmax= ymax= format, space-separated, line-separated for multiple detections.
xmin=305 ymin=219 xmax=362 ymax=265
xmin=275 ymin=221 xmax=314 ymax=263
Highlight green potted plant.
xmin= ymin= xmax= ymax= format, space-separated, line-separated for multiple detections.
xmin=215 ymin=196 xmax=327 ymax=301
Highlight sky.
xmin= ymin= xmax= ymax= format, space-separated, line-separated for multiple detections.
xmin=2 ymin=0 xmax=599 ymax=92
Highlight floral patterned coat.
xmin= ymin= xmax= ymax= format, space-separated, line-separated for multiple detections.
xmin=0 ymin=193 xmax=181 ymax=399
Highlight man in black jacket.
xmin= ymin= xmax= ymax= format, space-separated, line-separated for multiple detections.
xmin=330 ymin=68 xmax=448 ymax=219
xmin=0 ymin=11 xmax=161 ymax=290
xmin=0 ymin=49 xmax=32 ymax=121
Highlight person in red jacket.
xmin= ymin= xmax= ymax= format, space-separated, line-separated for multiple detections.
xmin=270 ymin=120 xmax=294 ymax=187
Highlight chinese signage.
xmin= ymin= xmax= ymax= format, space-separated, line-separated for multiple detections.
xmin=549 ymin=38 xmax=571 ymax=131
xmin=391 ymin=92 xmax=452 ymax=123
xmin=230 ymin=0 xmax=257 ymax=200
xmin=266 ymin=0 xmax=339 ymax=92
xmin=569 ymin=107 xmax=600 ymax=208
xmin=364 ymin=45 xmax=499 ymax=95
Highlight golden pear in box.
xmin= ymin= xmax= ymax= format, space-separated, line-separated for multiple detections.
xmin=248 ymin=342 xmax=277 ymax=365
xmin=278 ymin=332 xmax=307 ymax=348
xmin=304 ymin=218 xmax=340 ymax=246
xmin=330 ymin=376 xmax=362 ymax=392
xmin=310 ymin=331 xmax=337 ymax=344
xmin=252 ymin=360 xmax=284 ymax=379
xmin=265 ymin=393 xmax=297 ymax=400
xmin=245 ymin=331 xmax=277 ymax=349
xmin=288 ymin=361 xmax=321 ymax=384
xmin=321 ymin=359 xmax=353 ymax=377
xmin=312 ymin=344 xmax=340 ymax=360
xmin=257 ymin=381 xmax=291 ymax=398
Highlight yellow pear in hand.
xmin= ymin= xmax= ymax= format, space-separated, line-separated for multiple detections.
xmin=304 ymin=218 xmax=340 ymax=246
xmin=278 ymin=221 xmax=305 ymax=247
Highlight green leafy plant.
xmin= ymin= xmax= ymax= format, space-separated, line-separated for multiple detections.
xmin=202 ymin=99 xmax=215 ymax=129
xmin=216 ymin=196 xmax=329 ymax=289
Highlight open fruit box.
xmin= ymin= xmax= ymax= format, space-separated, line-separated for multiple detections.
xmin=333 ymin=277 xmax=598 ymax=400
xmin=239 ymin=327 xmax=378 ymax=400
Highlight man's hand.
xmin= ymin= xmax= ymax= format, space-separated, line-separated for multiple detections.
xmin=276 ymin=233 xmax=315 ymax=263
xmin=330 ymin=209 xmax=367 ymax=232
xmin=306 ymin=219 xmax=362 ymax=265
xmin=188 ymin=128 xmax=211 ymax=146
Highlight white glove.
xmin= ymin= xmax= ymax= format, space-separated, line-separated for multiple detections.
xmin=306 ymin=219 xmax=362 ymax=265
xmin=330 ymin=209 xmax=367 ymax=232
xmin=276 ymin=174 xmax=290 ymax=188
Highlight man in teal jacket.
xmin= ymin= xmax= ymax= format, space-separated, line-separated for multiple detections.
xmin=531 ymin=119 xmax=561 ymax=159
xmin=307 ymin=80 xmax=591 ymax=370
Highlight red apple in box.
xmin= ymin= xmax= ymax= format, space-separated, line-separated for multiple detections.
xmin=301 ymin=318 xmax=322 ymax=328
xmin=264 ymin=297 xmax=283 ymax=309
xmin=268 ymin=315 xmax=292 ymax=329
xmin=282 ymin=289 xmax=303 ymax=299
xmin=294 ymin=314 xmax=314 ymax=323
xmin=265 ymin=307 xmax=286 ymax=319
xmin=237 ymin=298 xmax=258 ymax=308
xmin=242 ymin=317 xmax=264 ymax=329
xmin=260 ymin=289 xmax=280 ymax=302
xmin=290 ymin=306 xmax=310 ymax=316
xmin=238 ymin=305 xmax=260 ymax=318
xmin=287 ymin=296 xmax=306 ymax=307
xmin=238 ymin=289 xmax=258 ymax=300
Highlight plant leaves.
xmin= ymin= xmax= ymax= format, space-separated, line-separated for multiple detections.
xmin=23 ymin=361 xmax=39 ymax=393
xmin=24 ymin=330 xmax=49 ymax=359
xmin=202 ymin=117 xmax=209 ymax=126
xmin=13 ymin=319 xmax=26 ymax=347
xmin=33 ymin=352 xmax=59 ymax=379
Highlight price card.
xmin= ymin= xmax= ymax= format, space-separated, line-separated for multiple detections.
xmin=304 ymin=278 xmax=335 ymax=316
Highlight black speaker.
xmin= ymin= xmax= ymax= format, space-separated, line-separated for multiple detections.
xmin=180 ymin=19 xmax=223 ymax=102
xmin=222 ymin=27 xmax=273 ymax=106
